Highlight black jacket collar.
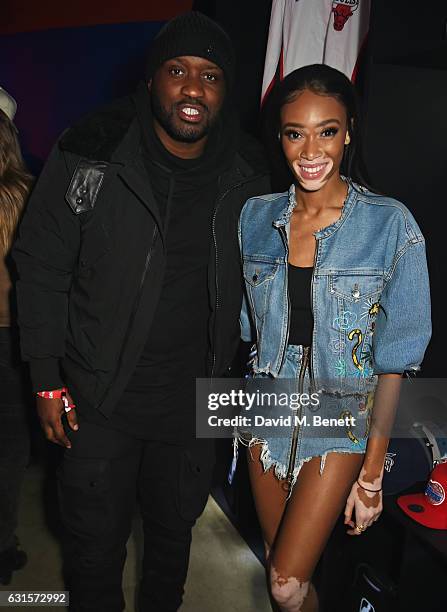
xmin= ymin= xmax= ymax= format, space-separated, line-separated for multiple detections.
xmin=59 ymin=95 xmax=137 ymax=163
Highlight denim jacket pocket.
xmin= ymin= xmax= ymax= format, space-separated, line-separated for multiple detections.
xmin=328 ymin=272 xmax=384 ymax=303
xmin=243 ymin=259 xmax=279 ymax=321
xmin=326 ymin=272 xmax=384 ymax=386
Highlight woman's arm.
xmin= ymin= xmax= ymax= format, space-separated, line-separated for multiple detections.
xmin=358 ymin=372 xmax=402 ymax=490
xmin=344 ymin=373 xmax=402 ymax=535
xmin=344 ymin=231 xmax=431 ymax=534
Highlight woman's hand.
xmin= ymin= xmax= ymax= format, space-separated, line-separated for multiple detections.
xmin=344 ymin=479 xmax=383 ymax=536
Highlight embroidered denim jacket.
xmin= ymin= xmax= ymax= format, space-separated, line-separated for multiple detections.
xmin=239 ymin=182 xmax=432 ymax=396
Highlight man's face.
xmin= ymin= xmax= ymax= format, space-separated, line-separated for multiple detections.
xmin=149 ymin=56 xmax=226 ymax=147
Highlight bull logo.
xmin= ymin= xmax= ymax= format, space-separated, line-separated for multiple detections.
xmin=332 ymin=0 xmax=359 ymax=31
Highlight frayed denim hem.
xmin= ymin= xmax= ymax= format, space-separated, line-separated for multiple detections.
xmin=241 ymin=436 xmax=366 ymax=498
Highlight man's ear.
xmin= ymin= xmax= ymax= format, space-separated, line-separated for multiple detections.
xmin=147 ymin=79 xmax=152 ymax=92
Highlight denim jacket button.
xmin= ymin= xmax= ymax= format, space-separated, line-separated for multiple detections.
xmin=252 ymin=274 xmax=258 ymax=282
xmin=352 ymin=288 xmax=361 ymax=299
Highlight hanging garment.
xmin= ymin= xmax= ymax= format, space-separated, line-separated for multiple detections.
xmin=261 ymin=0 xmax=371 ymax=103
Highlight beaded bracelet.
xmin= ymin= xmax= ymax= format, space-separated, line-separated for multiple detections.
xmin=357 ymin=479 xmax=382 ymax=493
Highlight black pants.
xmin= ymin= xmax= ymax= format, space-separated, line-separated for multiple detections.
xmin=0 ymin=328 xmax=30 ymax=554
xmin=58 ymin=420 xmax=215 ymax=612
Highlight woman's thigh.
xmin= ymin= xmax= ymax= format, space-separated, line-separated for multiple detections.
xmin=248 ymin=446 xmax=364 ymax=579
xmin=246 ymin=445 xmax=289 ymax=551
xmin=271 ymin=452 xmax=364 ymax=581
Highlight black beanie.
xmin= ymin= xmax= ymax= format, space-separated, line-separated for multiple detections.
xmin=145 ymin=11 xmax=235 ymax=89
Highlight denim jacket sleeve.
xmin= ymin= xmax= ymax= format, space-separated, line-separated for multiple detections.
xmin=373 ymin=239 xmax=432 ymax=375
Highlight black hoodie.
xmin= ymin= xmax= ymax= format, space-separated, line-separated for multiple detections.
xmin=110 ymin=83 xmax=240 ymax=438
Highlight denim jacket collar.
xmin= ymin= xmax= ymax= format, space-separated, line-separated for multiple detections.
xmin=273 ymin=178 xmax=360 ymax=239
xmin=272 ymin=184 xmax=297 ymax=228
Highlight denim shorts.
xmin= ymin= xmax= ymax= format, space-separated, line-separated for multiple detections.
xmin=237 ymin=345 xmax=370 ymax=492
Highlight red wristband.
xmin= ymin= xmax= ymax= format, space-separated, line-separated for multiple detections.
xmin=36 ymin=387 xmax=67 ymax=399
xmin=36 ymin=387 xmax=75 ymax=413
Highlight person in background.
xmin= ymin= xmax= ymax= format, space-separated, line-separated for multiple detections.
xmin=0 ymin=89 xmax=32 ymax=585
xmin=238 ymin=64 xmax=431 ymax=611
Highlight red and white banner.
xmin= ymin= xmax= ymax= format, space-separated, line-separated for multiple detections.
xmin=261 ymin=0 xmax=371 ymax=103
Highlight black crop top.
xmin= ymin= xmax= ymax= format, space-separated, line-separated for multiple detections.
xmin=287 ymin=264 xmax=313 ymax=347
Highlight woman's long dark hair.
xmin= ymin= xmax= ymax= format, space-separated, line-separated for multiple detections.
xmin=261 ymin=64 xmax=374 ymax=192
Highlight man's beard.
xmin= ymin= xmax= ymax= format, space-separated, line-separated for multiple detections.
xmin=151 ymin=89 xmax=219 ymax=143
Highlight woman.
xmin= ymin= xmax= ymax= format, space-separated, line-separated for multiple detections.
xmin=238 ymin=65 xmax=431 ymax=611
xmin=0 ymin=107 xmax=32 ymax=584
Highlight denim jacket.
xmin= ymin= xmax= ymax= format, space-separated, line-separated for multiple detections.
xmin=239 ymin=181 xmax=432 ymax=396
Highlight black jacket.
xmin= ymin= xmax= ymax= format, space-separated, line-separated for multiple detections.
xmin=13 ymin=94 xmax=270 ymax=419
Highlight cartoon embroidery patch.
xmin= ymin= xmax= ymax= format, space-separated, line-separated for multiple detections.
xmin=339 ymin=409 xmax=362 ymax=445
xmin=334 ymin=359 xmax=347 ymax=377
xmin=329 ymin=338 xmax=346 ymax=354
xmin=348 ymin=328 xmax=363 ymax=372
xmin=360 ymin=297 xmax=381 ymax=321
xmin=340 ymin=401 xmax=371 ymax=446
xmin=334 ymin=310 xmax=357 ymax=330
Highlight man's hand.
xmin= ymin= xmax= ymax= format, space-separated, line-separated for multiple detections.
xmin=36 ymin=389 xmax=78 ymax=448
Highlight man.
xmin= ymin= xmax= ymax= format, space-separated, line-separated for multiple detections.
xmin=13 ymin=11 xmax=269 ymax=612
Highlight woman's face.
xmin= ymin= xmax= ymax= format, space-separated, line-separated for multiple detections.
xmin=280 ymin=89 xmax=349 ymax=192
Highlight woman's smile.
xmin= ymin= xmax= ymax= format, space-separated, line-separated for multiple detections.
xmin=293 ymin=159 xmax=333 ymax=186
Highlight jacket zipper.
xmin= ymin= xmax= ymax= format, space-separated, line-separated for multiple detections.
xmin=284 ymin=345 xmax=310 ymax=491
xmin=278 ymin=225 xmax=291 ymax=372
xmin=282 ymin=235 xmax=318 ymax=490
xmin=210 ymin=174 xmax=265 ymax=377
xmin=308 ymin=237 xmax=319 ymax=392
xmin=97 ymin=225 xmax=158 ymax=407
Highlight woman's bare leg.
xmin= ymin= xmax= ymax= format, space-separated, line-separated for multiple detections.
xmin=246 ymin=445 xmax=288 ymax=560
xmin=247 ymin=447 xmax=364 ymax=611
xmin=247 ymin=445 xmax=289 ymax=611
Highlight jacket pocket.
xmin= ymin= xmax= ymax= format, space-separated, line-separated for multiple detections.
xmin=328 ymin=272 xmax=384 ymax=303
xmin=327 ymin=272 xmax=384 ymax=379
xmin=243 ymin=259 xmax=279 ymax=321
xmin=177 ymin=440 xmax=215 ymax=523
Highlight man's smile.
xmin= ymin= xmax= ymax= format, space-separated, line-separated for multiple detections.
xmin=176 ymin=102 xmax=206 ymax=123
